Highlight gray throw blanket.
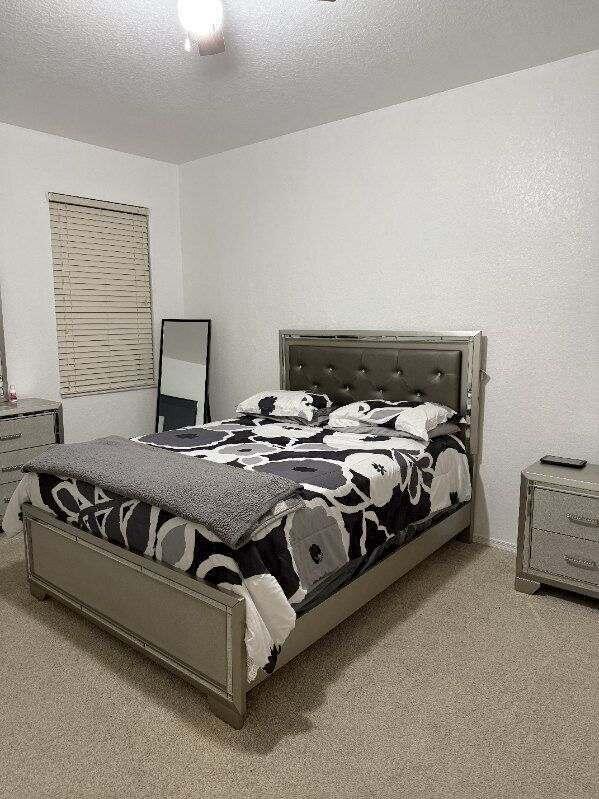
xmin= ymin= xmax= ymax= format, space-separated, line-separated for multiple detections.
xmin=23 ymin=436 xmax=300 ymax=549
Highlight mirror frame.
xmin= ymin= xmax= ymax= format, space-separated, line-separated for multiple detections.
xmin=154 ymin=318 xmax=211 ymax=433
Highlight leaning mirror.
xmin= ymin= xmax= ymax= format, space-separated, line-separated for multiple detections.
xmin=155 ymin=319 xmax=211 ymax=432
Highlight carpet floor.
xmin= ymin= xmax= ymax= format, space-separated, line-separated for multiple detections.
xmin=0 ymin=535 xmax=597 ymax=799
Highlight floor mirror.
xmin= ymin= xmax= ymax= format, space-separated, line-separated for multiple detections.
xmin=155 ymin=319 xmax=211 ymax=432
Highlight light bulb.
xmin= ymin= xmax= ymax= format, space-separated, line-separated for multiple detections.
xmin=178 ymin=0 xmax=223 ymax=37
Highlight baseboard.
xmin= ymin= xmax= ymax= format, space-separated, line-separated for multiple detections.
xmin=471 ymin=534 xmax=517 ymax=554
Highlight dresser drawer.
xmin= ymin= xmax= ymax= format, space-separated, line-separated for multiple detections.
xmin=0 ymin=445 xmax=53 ymax=485
xmin=529 ymin=527 xmax=599 ymax=588
xmin=533 ymin=488 xmax=599 ymax=542
xmin=0 ymin=414 xmax=56 ymax=454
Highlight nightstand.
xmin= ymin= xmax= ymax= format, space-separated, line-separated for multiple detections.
xmin=0 ymin=399 xmax=63 ymax=526
xmin=515 ymin=461 xmax=599 ymax=600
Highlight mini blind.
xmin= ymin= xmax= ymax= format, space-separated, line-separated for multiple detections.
xmin=49 ymin=194 xmax=154 ymax=396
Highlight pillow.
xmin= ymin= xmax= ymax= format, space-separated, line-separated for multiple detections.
xmin=236 ymin=390 xmax=332 ymax=423
xmin=327 ymin=400 xmax=456 ymax=442
xmin=429 ymin=421 xmax=461 ymax=439
xmin=325 ymin=420 xmax=460 ymax=440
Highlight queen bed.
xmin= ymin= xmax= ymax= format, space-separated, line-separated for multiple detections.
xmin=8 ymin=330 xmax=483 ymax=728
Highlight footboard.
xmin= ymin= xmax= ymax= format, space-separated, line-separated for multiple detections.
xmin=22 ymin=504 xmax=247 ymax=728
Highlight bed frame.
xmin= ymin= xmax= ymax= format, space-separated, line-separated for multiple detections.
xmin=22 ymin=330 xmax=483 ymax=729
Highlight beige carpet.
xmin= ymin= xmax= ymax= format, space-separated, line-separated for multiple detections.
xmin=0 ymin=536 xmax=597 ymax=799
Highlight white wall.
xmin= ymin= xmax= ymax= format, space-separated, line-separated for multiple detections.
xmin=180 ymin=51 xmax=599 ymax=547
xmin=0 ymin=122 xmax=184 ymax=442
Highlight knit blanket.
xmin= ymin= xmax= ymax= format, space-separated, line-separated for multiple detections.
xmin=23 ymin=435 xmax=301 ymax=549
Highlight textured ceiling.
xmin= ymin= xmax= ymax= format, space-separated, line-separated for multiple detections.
xmin=1 ymin=1 xmax=598 ymax=163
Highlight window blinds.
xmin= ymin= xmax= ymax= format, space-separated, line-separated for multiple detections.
xmin=49 ymin=193 xmax=155 ymax=396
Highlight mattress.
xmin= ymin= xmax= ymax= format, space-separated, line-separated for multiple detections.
xmin=5 ymin=415 xmax=471 ymax=679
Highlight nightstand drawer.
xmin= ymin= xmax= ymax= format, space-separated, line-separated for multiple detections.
xmin=0 ymin=481 xmax=18 ymax=518
xmin=0 ymin=446 xmax=53 ymax=485
xmin=533 ymin=488 xmax=599 ymax=541
xmin=530 ymin=527 xmax=599 ymax=587
xmin=0 ymin=414 xmax=56 ymax=454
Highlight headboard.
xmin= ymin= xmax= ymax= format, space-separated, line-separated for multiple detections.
xmin=279 ymin=330 xmax=483 ymax=457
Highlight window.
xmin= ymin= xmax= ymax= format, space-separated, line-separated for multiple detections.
xmin=49 ymin=193 xmax=154 ymax=396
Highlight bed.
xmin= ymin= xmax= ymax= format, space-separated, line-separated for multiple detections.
xmin=14 ymin=330 xmax=483 ymax=728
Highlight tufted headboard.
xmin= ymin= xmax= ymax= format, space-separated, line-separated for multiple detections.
xmin=280 ymin=330 xmax=483 ymax=456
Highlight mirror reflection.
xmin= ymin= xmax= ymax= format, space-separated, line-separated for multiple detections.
xmin=156 ymin=319 xmax=211 ymax=432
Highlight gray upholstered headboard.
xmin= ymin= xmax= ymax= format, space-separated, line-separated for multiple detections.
xmin=279 ymin=330 xmax=483 ymax=456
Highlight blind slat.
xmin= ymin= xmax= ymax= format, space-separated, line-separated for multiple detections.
xmin=55 ymin=290 xmax=151 ymax=298
xmin=52 ymin=224 xmax=148 ymax=240
xmin=50 ymin=196 xmax=154 ymax=396
xmin=59 ymin=345 xmax=154 ymax=357
xmin=56 ymin=305 xmax=152 ymax=312
xmin=61 ymin=381 xmax=154 ymax=397
xmin=50 ymin=204 xmax=148 ymax=225
xmin=56 ymin=326 xmax=154 ymax=335
xmin=55 ymin=295 xmax=151 ymax=305
xmin=51 ymin=247 xmax=148 ymax=260
xmin=54 ymin=290 xmax=152 ymax=301
xmin=60 ymin=372 xmax=155 ymax=382
xmin=58 ymin=347 xmax=151 ymax=365
xmin=56 ymin=313 xmax=154 ymax=323
xmin=54 ymin=280 xmax=151 ymax=291
xmin=59 ymin=351 xmax=152 ymax=358
xmin=59 ymin=367 xmax=155 ymax=379
xmin=49 ymin=193 xmax=148 ymax=216
xmin=55 ymin=282 xmax=151 ymax=291
xmin=50 ymin=220 xmax=148 ymax=237
xmin=53 ymin=262 xmax=150 ymax=272
xmin=60 ymin=370 xmax=155 ymax=381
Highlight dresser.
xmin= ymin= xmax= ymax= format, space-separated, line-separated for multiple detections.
xmin=515 ymin=461 xmax=599 ymax=600
xmin=0 ymin=399 xmax=63 ymax=526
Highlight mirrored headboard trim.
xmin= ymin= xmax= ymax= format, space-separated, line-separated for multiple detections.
xmin=279 ymin=330 xmax=483 ymax=457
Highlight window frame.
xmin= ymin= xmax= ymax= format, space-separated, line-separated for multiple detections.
xmin=48 ymin=192 xmax=156 ymax=397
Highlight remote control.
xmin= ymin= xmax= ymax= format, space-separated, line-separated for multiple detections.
xmin=540 ymin=455 xmax=587 ymax=469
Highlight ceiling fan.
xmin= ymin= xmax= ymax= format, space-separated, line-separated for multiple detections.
xmin=177 ymin=0 xmax=336 ymax=56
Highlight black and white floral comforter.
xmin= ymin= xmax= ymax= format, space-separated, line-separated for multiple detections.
xmin=5 ymin=415 xmax=471 ymax=680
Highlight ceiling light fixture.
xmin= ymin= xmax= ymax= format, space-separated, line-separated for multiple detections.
xmin=178 ymin=0 xmax=334 ymax=57
xmin=178 ymin=0 xmax=225 ymax=56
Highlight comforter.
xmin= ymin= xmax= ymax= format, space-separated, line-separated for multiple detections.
xmin=5 ymin=415 xmax=471 ymax=679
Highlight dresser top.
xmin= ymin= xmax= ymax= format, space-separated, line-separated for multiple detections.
xmin=524 ymin=460 xmax=599 ymax=492
xmin=0 ymin=398 xmax=61 ymax=418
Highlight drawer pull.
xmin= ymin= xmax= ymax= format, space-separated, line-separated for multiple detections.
xmin=566 ymin=513 xmax=599 ymax=528
xmin=1 ymin=465 xmax=24 ymax=473
xmin=563 ymin=555 xmax=597 ymax=571
xmin=0 ymin=432 xmax=22 ymax=442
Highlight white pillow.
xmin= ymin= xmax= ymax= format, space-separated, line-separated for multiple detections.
xmin=327 ymin=400 xmax=456 ymax=442
xmin=236 ymin=390 xmax=332 ymax=423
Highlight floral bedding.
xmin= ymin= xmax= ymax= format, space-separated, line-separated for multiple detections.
xmin=5 ymin=415 xmax=471 ymax=680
